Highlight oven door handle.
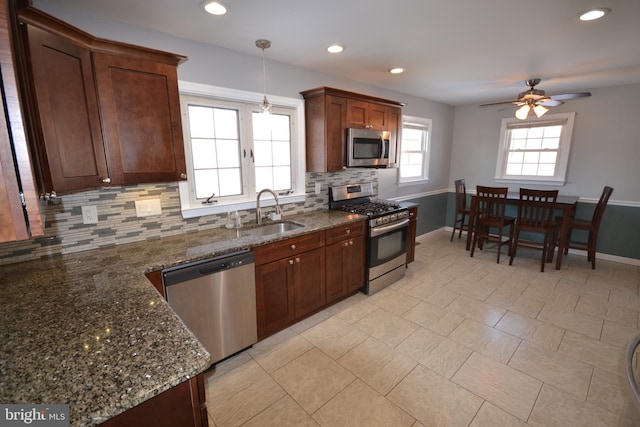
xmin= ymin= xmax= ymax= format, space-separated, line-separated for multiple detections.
xmin=370 ymin=218 xmax=409 ymax=237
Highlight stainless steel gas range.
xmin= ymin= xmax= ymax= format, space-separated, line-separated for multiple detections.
xmin=329 ymin=182 xmax=409 ymax=295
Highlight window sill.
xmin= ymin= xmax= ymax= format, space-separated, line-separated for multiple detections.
xmin=179 ymin=181 xmax=306 ymax=219
xmin=494 ymin=177 xmax=566 ymax=186
xmin=398 ymin=178 xmax=429 ymax=187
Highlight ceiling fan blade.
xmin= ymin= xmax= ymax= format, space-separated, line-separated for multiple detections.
xmin=538 ymin=99 xmax=563 ymax=107
xmin=550 ymin=92 xmax=591 ymax=101
xmin=480 ymin=100 xmax=520 ymax=107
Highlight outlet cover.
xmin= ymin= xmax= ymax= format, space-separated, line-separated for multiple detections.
xmin=135 ymin=199 xmax=162 ymax=217
xmin=314 ymin=182 xmax=321 ymax=195
xmin=81 ymin=205 xmax=98 ymax=224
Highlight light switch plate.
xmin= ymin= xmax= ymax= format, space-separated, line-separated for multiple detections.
xmin=314 ymin=182 xmax=322 ymax=195
xmin=135 ymin=199 xmax=162 ymax=217
xmin=82 ymin=205 xmax=98 ymax=224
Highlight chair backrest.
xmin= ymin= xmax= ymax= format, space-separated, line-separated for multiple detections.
xmin=454 ymin=179 xmax=467 ymax=211
xmin=517 ymin=188 xmax=559 ymax=228
xmin=476 ymin=186 xmax=509 ymax=219
xmin=591 ymin=186 xmax=614 ymax=227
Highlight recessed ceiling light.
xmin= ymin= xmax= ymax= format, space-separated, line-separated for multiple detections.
xmin=327 ymin=44 xmax=344 ymax=54
xmin=389 ymin=68 xmax=405 ymax=74
xmin=579 ymin=8 xmax=610 ymax=21
xmin=200 ymin=0 xmax=228 ymax=16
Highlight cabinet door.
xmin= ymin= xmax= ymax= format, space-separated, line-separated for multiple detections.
xmin=367 ymin=103 xmax=388 ymax=130
xmin=345 ymin=236 xmax=366 ymax=293
xmin=325 ymin=236 xmax=365 ymax=302
xmin=406 ymin=206 xmax=418 ymax=264
xmin=387 ymin=106 xmax=402 ymax=166
xmin=93 ymin=52 xmax=186 ymax=185
xmin=293 ymin=247 xmax=325 ymax=318
xmin=255 ymin=257 xmax=295 ymax=339
xmin=26 ymin=25 xmax=109 ymax=193
xmin=347 ymin=99 xmax=388 ymax=130
xmin=346 ymin=99 xmax=368 ymax=128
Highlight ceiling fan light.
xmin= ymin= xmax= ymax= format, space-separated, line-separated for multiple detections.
xmin=515 ymin=104 xmax=530 ymax=120
xmin=533 ymin=104 xmax=549 ymax=118
xmin=579 ymin=8 xmax=610 ymax=21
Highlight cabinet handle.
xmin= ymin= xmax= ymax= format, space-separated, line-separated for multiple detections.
xmin=180 ymin=173 xmax=187 ymax=180
xmin=295 ymin=257 xmax=300 ymax=263
xmin=343 ymin=242 xmax=349 ymax=247
xmin=101 ymin=177 xmax=111 ymax=184
xmin=349 ymin=240 xmax=353 ymax=246
xmin=345 ymin=229 xmax=351 ymax=235
xmin=290 ymin=244 xmax=296 ymax=250
xmin=289 ymin=259 xmax=294 ymax=265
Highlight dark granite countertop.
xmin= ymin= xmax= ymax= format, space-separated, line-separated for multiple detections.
xmin=0 ymin=209 xmax=363 ymax=426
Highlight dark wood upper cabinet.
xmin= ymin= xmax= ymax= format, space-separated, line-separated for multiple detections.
xmin=93 ymin=52 xmax=186 ymax=186
xmin=301 ymin=87 xmax=403 ymax=172
xmin=14 ymin=3 xmax=187 ymax=194
xmin=25 ymin=24 xmax=108 ymax=193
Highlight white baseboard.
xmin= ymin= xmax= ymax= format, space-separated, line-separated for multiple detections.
xmin=432 ymin=226 xmax=640 ymax=267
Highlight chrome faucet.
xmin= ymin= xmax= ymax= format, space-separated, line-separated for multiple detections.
xmin=256 ymin=189 xmax=282 ymax=225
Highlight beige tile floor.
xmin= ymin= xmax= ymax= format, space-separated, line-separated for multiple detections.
xmin=204 ymin=230 xmax=640 ymax=426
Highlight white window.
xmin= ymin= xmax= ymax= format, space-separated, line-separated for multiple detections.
xmin=398 ymin=117 xmax=431 ymax=184
xmin=495 ymin=112 xmax=575 ymax=186
xmin=178 ymin=82 xmax=306 ymax=218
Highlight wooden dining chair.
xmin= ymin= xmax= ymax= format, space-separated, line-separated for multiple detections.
xmin=470 ymin=186 xmax=515 ymax=263
xmin=509 ymin=188 xmax=559 ymax=272
xmin=450 ymin=179 xmax=472 ymax=242
xmin=561 ymin=186 xmax=613 ymax=269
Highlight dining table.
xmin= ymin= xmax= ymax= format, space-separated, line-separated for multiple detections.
xmin=465 ymin=192 xmax=579 ymax=270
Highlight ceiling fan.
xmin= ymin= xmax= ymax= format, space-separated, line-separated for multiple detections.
xmin=481 ymin=79 xmax=591 ymax=120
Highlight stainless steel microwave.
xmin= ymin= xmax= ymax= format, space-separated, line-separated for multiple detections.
xmin=346 ymin=128 xmax=396 ymax=168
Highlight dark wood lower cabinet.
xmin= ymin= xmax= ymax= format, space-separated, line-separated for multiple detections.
xmin=100 ymin=374 xmax=207 ymax=427
xmin=325 ymin=222 xmax=366 ymax=302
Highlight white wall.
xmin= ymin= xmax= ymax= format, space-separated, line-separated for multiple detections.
xmin=450 ymin=83 xmax=640 ymax=202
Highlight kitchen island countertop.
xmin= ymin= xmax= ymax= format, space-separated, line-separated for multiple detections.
xmin=0 ymin=209 xmax=363 ymax=426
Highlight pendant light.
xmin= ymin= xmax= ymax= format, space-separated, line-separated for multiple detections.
xmin=255 ymin=39 xmax=272 ymax=114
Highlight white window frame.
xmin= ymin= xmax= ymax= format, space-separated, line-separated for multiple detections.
xmin=398 ymin=116 xmax=431 ymax=185
xmin=495 ymin=112 xmax=575 ymax=186
xmin=177 ymin=81 xmax=306 ymax=218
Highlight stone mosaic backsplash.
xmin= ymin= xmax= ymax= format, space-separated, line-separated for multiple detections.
xmin=0 ymin=170 xmax=377 ymax=265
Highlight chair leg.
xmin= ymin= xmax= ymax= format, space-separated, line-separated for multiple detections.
xmin=509 ymin=229 xmax=519 ymax=266
xmin=450 ymin=217 xmax=457 ymax=242
xmin=496 ymin=225 xmax=503 ymax=264
xmin=458 ymin=214 xmax=466 ymax=238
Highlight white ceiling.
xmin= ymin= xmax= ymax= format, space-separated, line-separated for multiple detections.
xmin=36 ymin=0 xmax=640 ymax=106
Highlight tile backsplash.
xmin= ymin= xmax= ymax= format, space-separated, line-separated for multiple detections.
xmin=0 ymin=170 xmax=377 ymax=265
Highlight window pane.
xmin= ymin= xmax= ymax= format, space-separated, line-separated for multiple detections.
xmin=522 ymin=164 xmax=538 ymax=175
xmin=523 ymin=152 xmax=540 ymax=164
xmin=538 ymin=164 xmax=555 ymax=176
xmin=188 ymin=106 xmax=215 ymax=138
xmin=253 ymin=140 xmax=273 ymax=167
xmin=213 ymin=108 xmax=239 ymax=139
xmin=216 ymin=140 xmax=240 ymax=168
xmin=273 ymin=166 xmax=291 ymax=190
xmin=252 ymin=112 xmax=292 ymax=191
xmin=194 ymin=169 xmax=219 ymax=199
xmin=542 ymin=137 xmax=560 ymax=149
xmin=218 ymin=168 xmax=242 ymax=196
xmin=539 ymin=152 xmax=557 ymax=164
xmin=508 ymin=151 xmax=524 ymax=164
xmin=191 ymin=139 xmax=217 ymax=169
xmin=401 ymin=165 xmax=422 ymax=178
xmin=506 ymin=163 xmax=522 ymax=175
xmin=526 ymin=138 xmax=542 ymax=149
xmin=544 ymin=125 xmax=562 ymax=137
xmin=254 ymin=167 xmax=274 ymax=190
xmin=528 ymin=127 xmax=544 ymax=138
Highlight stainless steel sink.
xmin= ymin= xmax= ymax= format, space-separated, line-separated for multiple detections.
xmin=242 ymin=221 xmax=305 ymax=237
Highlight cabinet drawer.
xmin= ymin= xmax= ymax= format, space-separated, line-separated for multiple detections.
xmin=325 ymin=221 xmax=365 ymax=245
xmin=253 ymin=231 xmax=325 ymax=264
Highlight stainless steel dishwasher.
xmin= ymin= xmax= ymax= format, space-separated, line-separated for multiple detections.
xmin=162 ymin=249 xmax=257 ymax=366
